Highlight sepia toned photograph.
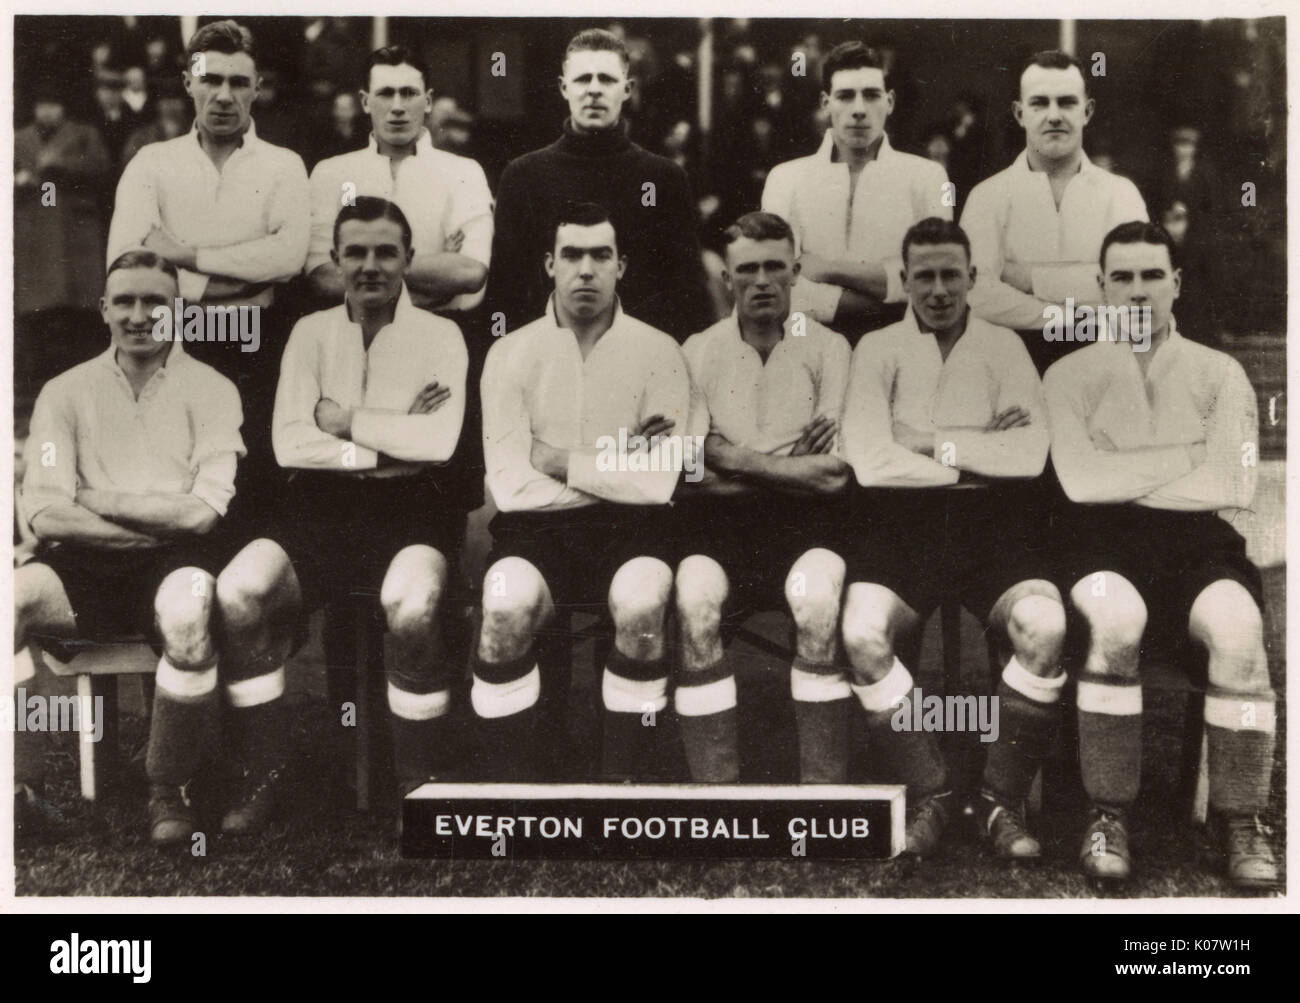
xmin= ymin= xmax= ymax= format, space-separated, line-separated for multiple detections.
xmin=6 ymin=5 xmax=1288 ymax=904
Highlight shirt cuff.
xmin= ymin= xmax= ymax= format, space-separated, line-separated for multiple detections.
xmin=1031 ymin=263 xmax=1103 ymax=305
xmin=792 ymin=279 xmax=843 ymax=324
xmin=179 ymin=268 xmax=209 ymax=302
xmin=882 ymin=255 xmax=906 ymax=304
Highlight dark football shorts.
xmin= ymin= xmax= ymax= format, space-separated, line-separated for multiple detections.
xmin=484 ymin=503 xmax=680 ymax=617
xmin=675 ymin=493 xmax=853 ymax=619
xmin=31 ymin=535 xmax=227 ymax=646
xmin=845 ymin=482 xmax=1055 ymax=623
xmin=274 ymin=469 xmax=466 ymax=611
xmin=1052 ymin=503 xmax=1264 ymax=650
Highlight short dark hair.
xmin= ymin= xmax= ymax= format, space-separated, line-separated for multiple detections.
xmin=1099 ymin=220 xmax=1179 ymax=272
xmin=564 ymin=28 xmax=629 ymax=70
xmin=1020 ymin=49 xmax=1087 ymax=93
xmin=106 ymin=248 xmax=180 ymax=286
xmin=366 ymin=45 xmax=429 ymax=90
xmin=333 ymin=196 xmax=414 ymax=253
xmin=722 ymin=212 xmax=795 ymax=255
xmin=901 ymin=217 xmax=971 ymax=269
xmin=820 ymin=41 xmax=888 ymax=93
xmin=553 ymin=201 xmax=617 ymax=248
xmin=187 ymin=20 xmax=256 ymax=69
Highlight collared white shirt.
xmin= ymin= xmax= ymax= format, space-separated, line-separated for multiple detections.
xmin=961 ymin=150 xmax=1148 ymax=330
xmin=843 ymin=308 xmax=1049 ymax=487
xmin=107 ymin=120 xmax=310 ymax=305
xmin=23 ymin=342 xmax=245 ymax=524
xmin=761 ymin=131 xmax=952 ymax=322
xmin=272 ymin=286 xmax=468 ymax=473
xmin=482 ymin=297 xmax=691 ymax=512
xmin=1043 ymin=318 xmax=1257 ymax=513
xmin=307 ymin=130 xmax=494 ymax=311
xmin=684 ymin=310 xmax=851 ymax=456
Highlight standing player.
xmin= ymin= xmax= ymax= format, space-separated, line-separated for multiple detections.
xmin=306 ymin=45 xmax=492 ymax=315
xmin=762 ymin=41 xmax=951 ymax=344
xmin=477 ymin=202 xmax=691 ymax=782
xmin=674 ymin=211 xmax=852 ymax=783
xmin=961 ymin=50 xmax=1148 ymax=372
xmin=1044 ymin=221 xmax=1277 ymax=888
xmin=487 ymin=28 xmax=711 ymax=341
xmin=15 ymin=250 xmax=245 ymax=845
xmin=840 ymin=218 xmax=1067 ymax=859
xmin=106 ymin=19 xmax=310 ymax=532
xmin=210 ymin=197 xmax=469 ymax=827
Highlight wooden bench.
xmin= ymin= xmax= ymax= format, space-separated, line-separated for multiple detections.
xmin=29 ymin=639 xmax=157 ymax=801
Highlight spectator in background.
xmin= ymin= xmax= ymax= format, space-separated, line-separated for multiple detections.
xmin=122 ymin=76 xmax=191 ymax=165
xmin=91 ymin=65 xmax=143 ymax=177
xmin=251 ymin=66 xmax=306 ymax=153
xmin=944 ymin=94 xmax=985 ymax=208
xmin=923 ymin=128 xmax=952 ymax=171
xmin=431 ymin=96 xmax=476 ymax=157
xmin=15 ymin=85 xmax=111 ymax=316
xmin=122 ymin=66 xmax=149 ymax=115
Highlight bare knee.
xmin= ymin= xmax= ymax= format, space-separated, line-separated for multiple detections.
xmin=609 ymin=557 xmax=673 ymax=632
xmin=841 ymin=583 xmax=900 ymax=682
xmin=1191 ymin=580 xmax=1269 ymax=692
xmin=675 ymin=555 xmax=727 ymax=640
xmin=1070 ymin=572 xmax=1146 ymax=678
xmin=216 ymin=538 xmax=294 ymax=633
xmin=154 ymin=567 xmax=216 ymax=666
xmin=381 ymin=545 xmax=447 ymax=638
xmin=1003 ymin=585 xmax=1066 ymax=673
xmin=786 ymin=548 xmax=845 ymax=639
xmin=480 ymin=557 xmax=546 ymax=639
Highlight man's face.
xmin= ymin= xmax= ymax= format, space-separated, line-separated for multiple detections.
xmin=546 ymin=220 xmax=625 ymax=320
xmin=362 ymin=62 xmax=430 ymax=149
xmin=101 ymin=266 xmax=177 ymax=362
xmin=559 ymin=49 xmax=630 ymax=133
xmin=185 ymin=50 xmax=258 ymax=139
xmin=332 ymin=216 xmax=412 ymax=312
xmin=903 ymin=242 xmax=974 ymax=333
xmin=334 ymin=92 xmax=359 ymax=131
xmin=1100 ymin=240 xmax=1180 ymax=337
xmin=33 ymin=100 xmax=65 ymax=131
xmin=1016 ymin=64 xmax=1092 ymax=162
xmin=724 ymin=236 xmax=799 ymax=327
xmin=822 ymin=66 xmax=893 ymax=153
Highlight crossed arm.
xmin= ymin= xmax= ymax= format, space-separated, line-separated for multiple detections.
xmin=696 ymin=416 xmax=850 ymax=497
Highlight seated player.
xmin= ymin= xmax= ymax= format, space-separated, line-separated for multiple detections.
xmin=212 ymin=197 xmax=469 ymax=827
xmin=1043 ymin=220 xmax=1277 ymax=888
xmin=675 ymin=211 xmax=853 ymax=783
xmin=14 ymin=250 xmax=245 ymax=845
xmin=477 ymin=201 xmax=691 ymax=782
xmin=840 ymin=217 xmax=1067 ymax=859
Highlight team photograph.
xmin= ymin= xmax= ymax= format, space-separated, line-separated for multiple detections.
xmin=4 ymin=7 xmax=1289 ymax=905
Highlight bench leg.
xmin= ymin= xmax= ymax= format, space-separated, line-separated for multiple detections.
xmin=355 ymin=604 xmax=377 ymax=812
xmin=78 ymin=674 xmax=119 ymax=801
xmin=1193 ymin=733 xmax=1210 ymax=825
xmin=1182 ymin=691 xmax=1208 ymax=824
